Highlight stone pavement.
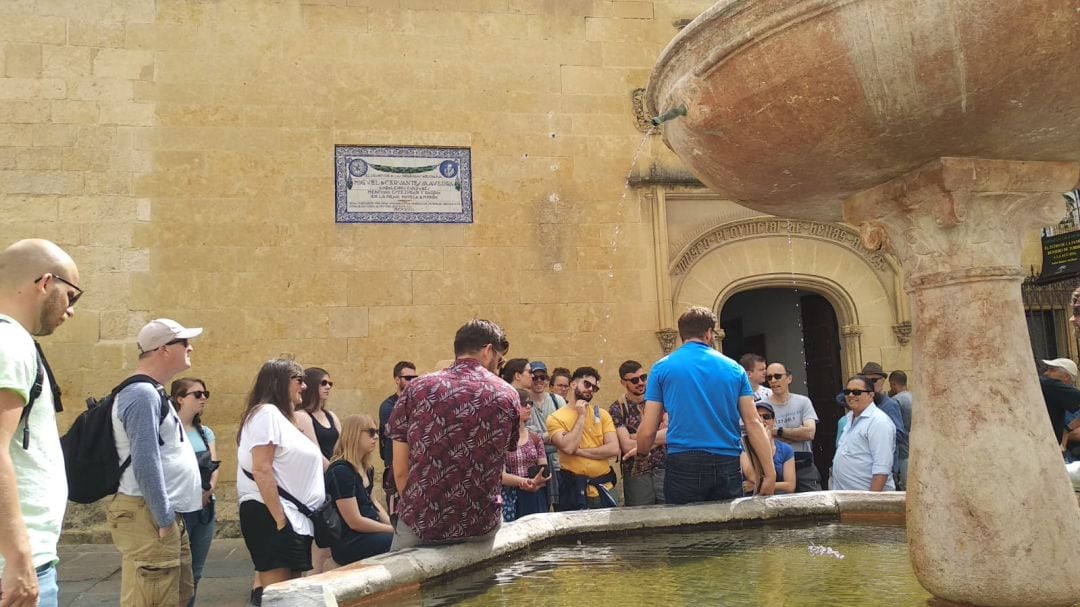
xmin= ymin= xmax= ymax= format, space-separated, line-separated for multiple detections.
xmin=57 ymin=539 xmax=255 ymax=607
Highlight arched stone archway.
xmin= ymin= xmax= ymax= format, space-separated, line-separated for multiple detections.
xmin=669 ymin=218 xmax=905 ymax=376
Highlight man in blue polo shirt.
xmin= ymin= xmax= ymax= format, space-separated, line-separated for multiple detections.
xmin=636 ymin=306 xmax=775 ymax=504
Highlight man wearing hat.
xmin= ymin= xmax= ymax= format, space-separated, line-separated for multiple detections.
xmin=108 ymin=319 xmax=204 ymax=606
xmin=525 ymin=361 xmax=564 ymax=510
xmin=1039 ymin=358 xmax=1080 ymax=456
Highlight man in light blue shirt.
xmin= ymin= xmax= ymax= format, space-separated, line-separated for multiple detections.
xmin=831 ymin=375 xmax=896 ymax=491
xmin=637 ymin=306 xmax=774 ymax=504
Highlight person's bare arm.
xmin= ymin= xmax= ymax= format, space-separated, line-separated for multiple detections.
xmin=550 ymin=405 xmax=586 ymax=455
xmin=392 ymin=440 xmax=409 ymax=495
xmin=636 ymin=401 xmax=664 ymax=455
xmin=739 ymin=396 xmax=776 ymax=495
xmin=576 ymin=431 xmax=621 ymax=460
xmin=869 ymin=474 xmax=888 ymax=492
xmin=250 ymin=444 xmax=287 ymax=530
xmin=777 ymin=419 xmax=817 ymax=443
xmin=0 ymin=390 xmax=38 ymax=607
xmin=615 ymin=426 xmax=636 ymax=456
xmin=336 ymin=496 xmax=394 ymax=534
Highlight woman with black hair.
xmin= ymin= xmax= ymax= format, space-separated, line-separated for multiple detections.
xmin=295 ymin=366 xmax=341 ymax=573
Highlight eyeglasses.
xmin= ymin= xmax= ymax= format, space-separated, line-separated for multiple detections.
xmin=182 ymin=390 xmax=210 ymax=399
xmin=623 ymin=374 xmax=648 ymax=385
xmin=399 ymin=375 xmax=417 ymax=382
xmin=35 ymin=274 xmax=83 ymax=307
xmin=581 ymin=380 xmax=599 ymax=392
xmin=843 ymin=389 xmax=871 ymax=396
xmin=531 ymin=373 xmax=548 ymax=381
xmin=320 ymin=380 xmax=333 ymax=387
xmin=767 ymin=373 xmax=789 ymax=381
xmin=291 ymin=374 xmax=305 ymax=383
xmin=363 ymin=428 xmax=379 ymax=438
xmin=520 ymin=401 xmax=534 ymax=407
xmin=759 ymin=413 xmax=774 ymax=420
xmin=165 ymin=338 xmax=189 ymax=348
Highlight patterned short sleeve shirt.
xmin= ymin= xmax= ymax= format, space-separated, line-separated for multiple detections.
xmin=387 ymin=358 xmax=520 ymax=542
xmin=609 ymin=398 xmax=666 ymax=476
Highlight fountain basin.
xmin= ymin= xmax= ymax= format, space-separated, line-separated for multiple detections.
xmin=262 ymin=492 xmax=905 ymax=606
xmin=647 ymin=0 xmax=1080 ymax=221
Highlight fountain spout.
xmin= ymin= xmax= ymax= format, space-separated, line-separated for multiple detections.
xmin=651 ymin=104 xmax=687 ymax=126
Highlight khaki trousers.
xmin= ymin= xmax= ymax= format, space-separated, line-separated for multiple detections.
xmin=107 ymin=493 xmax=193 ymax=607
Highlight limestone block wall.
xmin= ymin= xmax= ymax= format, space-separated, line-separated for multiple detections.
xmin=0 ymin=0 xmax=716 ymax=532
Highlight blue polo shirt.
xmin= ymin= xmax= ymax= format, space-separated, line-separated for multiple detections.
xmin=644 ymin=341 xmax=752 ymax=457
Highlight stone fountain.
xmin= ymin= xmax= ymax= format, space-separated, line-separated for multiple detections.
xmin=647 ymin=1 xmax=1080 ymax=606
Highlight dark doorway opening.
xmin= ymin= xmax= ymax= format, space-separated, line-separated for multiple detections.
xmin=721 ymin=289 xmax=844 ymax=488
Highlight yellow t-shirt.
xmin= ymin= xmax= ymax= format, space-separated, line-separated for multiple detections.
xmin=547 ymin=404 xmax=616 ymax=479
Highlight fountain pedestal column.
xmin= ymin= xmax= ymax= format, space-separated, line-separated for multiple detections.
xmin=844 ymin=157 xmax=1080 ymax=607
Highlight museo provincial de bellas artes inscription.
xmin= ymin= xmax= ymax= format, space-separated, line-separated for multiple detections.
xmin=334 ymin=145 xmax=473 ymax=224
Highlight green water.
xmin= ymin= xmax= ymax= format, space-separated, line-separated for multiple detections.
xmin=378 ymin=521 xmax=934 ymax=606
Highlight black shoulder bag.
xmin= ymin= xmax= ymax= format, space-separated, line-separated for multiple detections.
xmin=242 ymin=469 xmax=343 ymax=548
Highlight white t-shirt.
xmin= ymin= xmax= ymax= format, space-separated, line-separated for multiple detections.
xmin=765 ymin=392 xmax=819 ymax=453
xmin=236 ymin=404 xmax=325 ymax=536
xmin=0 ymin=314 xmax=67 ymax=574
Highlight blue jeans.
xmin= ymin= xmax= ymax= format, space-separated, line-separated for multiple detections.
xmin=664 ymin=451 xmax=743 ymax=505
xmin=182 ymin=498 xmax=216 ymax=606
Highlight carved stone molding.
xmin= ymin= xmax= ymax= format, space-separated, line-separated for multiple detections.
xmin=631 ymin=88 xmax=656 ymax=134
xmin=893 ymin=321 xmax=912 ymax=345
xmin=656 ymin=328 xmax=679 ymax=354
xmin=840 ymin=324 xmax=864 ymax=337
xmin=713 ymin=327 xmax=726 ymax=350
xmin=670 ymin=217 xmax=889 ymax=276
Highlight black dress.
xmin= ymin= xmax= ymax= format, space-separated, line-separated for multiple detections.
xmin=325 ymin=461 xmax=393 ymax=564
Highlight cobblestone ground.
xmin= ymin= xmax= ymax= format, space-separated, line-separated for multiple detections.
xmin=58 ymin=539 xmax=255 ymax=607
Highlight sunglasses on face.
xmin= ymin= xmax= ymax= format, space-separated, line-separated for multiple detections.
xmin=35 ymin=274 xmax=83 ymax=307
xmin=531 ymin=373 xmax=548 ymax=381
xmin=291 ymin=374 xmax=305 ymax=383
xmin=767 ymin=374 xmax=788 ymax=381
xmin=623 ymin=374 xmax=648 ymax=385
xmin=182 ymin=390 xmax=210 ymax=399
xmin=843 ymin=389 xmax=871 ymax=396
xmin=363 ymin=428 xmax=379 ymax=438
xmin=581 ymin=380 xmax=599 ymax=392
xmin=320 ymin=379 xmax=333 ymax=387
xmin=399 ymin=375 xmax=417 ymax=382
xmin=759 ymin=413 xmax=774 ymax=420
xmin=165 ymin=338 xmax=189 ymax=348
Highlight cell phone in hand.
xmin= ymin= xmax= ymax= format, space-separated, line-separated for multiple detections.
xmin=527 ymin=464 xmax=548 ymax=478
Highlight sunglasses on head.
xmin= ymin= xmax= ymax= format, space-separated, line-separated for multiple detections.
xmin=843 ymin=389 xmax=871 ymax=396
xmin=767 ymin=373 xmax=788 ymax=381
xmin=320 ymin=379 xmax=333 ymax=387
xmin=623 ymin=374 xmax=648 ymax=385
xmin=182 ymin=390 xmax=210 ymax=399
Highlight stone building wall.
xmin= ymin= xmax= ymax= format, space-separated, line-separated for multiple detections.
xmin=0 ymin=0 xmax=720 ymax=535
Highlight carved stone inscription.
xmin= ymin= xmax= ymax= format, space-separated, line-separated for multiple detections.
xmin=671 ymin=218 xmax=887 ymax=275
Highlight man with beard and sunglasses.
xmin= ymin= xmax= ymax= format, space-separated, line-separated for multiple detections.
xmin=547 ymin=367 xmax=620 ymax=510
xmin=0 ymin=239 xmax=79 ymax=607
xmin=609 ymin=360 xmax=667 ymax=506
xmin=378 ymin=361 xmax=417 ymax=514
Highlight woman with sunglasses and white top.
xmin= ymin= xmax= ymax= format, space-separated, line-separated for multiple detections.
xmin=170 ymin=377 xmax=219 ymax=607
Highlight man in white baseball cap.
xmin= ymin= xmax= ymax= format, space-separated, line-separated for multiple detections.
xmin=110 ymin=319 xmax=204 ymax=605
xmin=1039 ymin=358 xmax=1080 ymax=459
xmin=136 ymin=318 xmax=203 ymax=355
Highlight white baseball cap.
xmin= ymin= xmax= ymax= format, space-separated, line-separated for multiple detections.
xmin=1042 ymin=358 xmax=1079 ymax=379
xmin=137 ymin=319 xmax=203 ymax=353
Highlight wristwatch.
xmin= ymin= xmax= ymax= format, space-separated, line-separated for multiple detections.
xmin=777 ymin=427 xmax=785 ymax=438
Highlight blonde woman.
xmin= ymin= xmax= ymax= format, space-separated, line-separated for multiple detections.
xmin=325 ymin=414 xmax=394 ymax=565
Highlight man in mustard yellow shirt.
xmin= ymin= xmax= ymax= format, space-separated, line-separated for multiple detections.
xmin=547 ymin=367 xmax=620 ymax=510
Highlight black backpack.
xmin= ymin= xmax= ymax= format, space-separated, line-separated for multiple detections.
xmin=0 ymin=318 xmax=43 ymax=450
xmin=61 ymin=374 xmax=169 ymax=504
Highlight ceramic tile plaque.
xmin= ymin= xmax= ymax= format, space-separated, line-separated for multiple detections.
xmin=334 ymin=145 xmax=473 ymax=224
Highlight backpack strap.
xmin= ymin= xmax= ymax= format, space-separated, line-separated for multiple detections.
xmin=0 ymin=319 xmax=45 ymax=450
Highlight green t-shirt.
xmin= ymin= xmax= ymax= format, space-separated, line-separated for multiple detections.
xmin=0 ymin=314 xmax=67 ymax=573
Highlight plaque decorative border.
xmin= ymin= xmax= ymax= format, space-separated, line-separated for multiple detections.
xmin=334 ymin=145 xmax=473 ymax=224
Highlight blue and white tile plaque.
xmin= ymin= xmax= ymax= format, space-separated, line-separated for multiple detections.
xmin=334 ymin=145 xmax=473 ymax=224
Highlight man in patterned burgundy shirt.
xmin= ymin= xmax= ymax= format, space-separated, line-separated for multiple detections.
xmin=387 ymin=319 xmax=520 ymax=550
